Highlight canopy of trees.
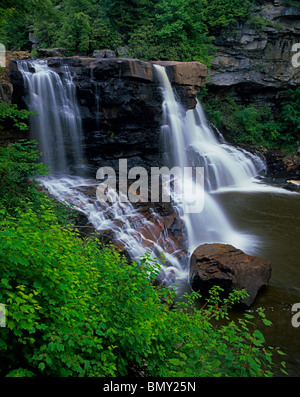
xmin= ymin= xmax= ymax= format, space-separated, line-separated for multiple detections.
xmin=0 ymin=0 xmax=252 ymax=64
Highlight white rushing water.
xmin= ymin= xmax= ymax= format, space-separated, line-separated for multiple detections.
xmin=17 ymin=59 xmax=185 ymax=283
xmin=154 ymin=64 xmax=267 ymax=253
xmin=18 ymin=59 xmax=84 ymax=175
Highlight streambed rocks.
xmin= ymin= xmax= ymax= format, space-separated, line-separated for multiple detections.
xmin=189 ymin=243 xmax=272 ymax=307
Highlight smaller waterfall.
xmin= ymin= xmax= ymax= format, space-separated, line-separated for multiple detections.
xmin=184 ymin=103 xmax=266 ymax=192
xmin=18 ymin=59 xmax=84 ymax=175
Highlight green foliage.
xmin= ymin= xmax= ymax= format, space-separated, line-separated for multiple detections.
xmin=0 ymin=211 xmax=286 ymax=377
xmin=204 ymin=0 xmax=251 ymax=33
xmin=201 ymin=91 xmax=300 ymax=152
xmin=128 ymin=0 xmax=215 ymax=64
xmin=1 ymin=0 xmax=55 ymax=50
xmin=0 ymin=102 xmax=37 ymax=131
xmin=278 ymin=88 xmax=300 ymax=148
xmin=1 ymin=0 xmax=254 ymax=64
xmin=0 ymin=140 xmax=48 ymax=213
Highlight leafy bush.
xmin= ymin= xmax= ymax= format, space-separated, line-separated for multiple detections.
xmin=0 ymin=204 xmax=287 ymax=377
xmin=0 ymin=102 xmax=37 ymax=132
xmin=0 ymin=201 xmax=287 ymax=377
xmin=201 ymin=92 xmax=299 ymax=152
xmin=278 ymin=87 xmax=300 ymax=148
xmin=204 ymin=0 xmax=251 ymax=33
xmin=0 ymin=140 xmax=48 ymax=213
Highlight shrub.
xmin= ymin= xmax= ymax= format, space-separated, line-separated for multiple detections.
xmin=0 ymin=203 xmax=286 ymax=377
xmin=0 ymin=102 xmax=37 ymax=132
xmin=201 ymin=92 xmax=299 ymax=152
xmin=0 ymin=141 xmax=287 ymax=377
xmin=0 ymin=140 xmax=48 ymax=213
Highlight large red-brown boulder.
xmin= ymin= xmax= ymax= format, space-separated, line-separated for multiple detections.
xmin=189 ymin=243 xmax=271 ymax=307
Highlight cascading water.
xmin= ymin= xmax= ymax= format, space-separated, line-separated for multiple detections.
xmin=17 ymin=59 xmax=185 ymax=284
xmin=184 ymin=102 xmax=266 ymax=192
xmin=154 ymin=64 xmax=266 ymax=254
xmin=17 ymin=59 xmax=291 ymax=288
xmin=18 ymin=59 xmax=84 ymax=175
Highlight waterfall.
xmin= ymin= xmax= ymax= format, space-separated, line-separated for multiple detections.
xmin=154 ymin=64 xmax=266 ymax=253
xmin=184 ymin=102 xmax=266 ymax=192
xmin=17 ymin=59 xmax=185 ymax=284
xmin=18 ymin=59 xmax=84 ymax=175
xmin=17 ymin=59 xmax=274 ymax=287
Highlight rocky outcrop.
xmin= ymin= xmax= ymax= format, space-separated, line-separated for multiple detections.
xmin=261 ymin=147 xmax=300 ymax=178
xmin=189 ymin=243 xmax=272 ymax=307
xmin=9 ymin=56 xmax=207 ymax=173
xmin=0 ymin=51 xmax=31 ymax=104
xmin=37 ymin=48 xmax=67 ymax=58
xmin=207 ymin=0 xmax=300 ymax=111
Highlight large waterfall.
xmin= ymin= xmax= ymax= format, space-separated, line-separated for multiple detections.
xmin=17 ymin=59 xmax=271 ymax=285
xmin=154 ymin=64 xmax=265 ymax=253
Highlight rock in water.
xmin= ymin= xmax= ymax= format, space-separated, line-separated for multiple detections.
xmin=189 ymin=243 xmax=271 ymax=307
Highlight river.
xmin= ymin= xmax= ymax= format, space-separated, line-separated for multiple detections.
xmin=216 ymin=187 xmax=300 ymax=376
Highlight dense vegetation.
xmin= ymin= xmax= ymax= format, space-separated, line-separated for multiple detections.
xmin=0 ymin=104 xmax=288 ymax=377
xmin=0 ymin=0 xmax=253 ymax=64
xmin=0 ymin=0 xmax=297 ymax=377
xmin=201 ymin=88 xmax=300 ymax=152
xmin=1 ymin=0 xmax=299 ymax=151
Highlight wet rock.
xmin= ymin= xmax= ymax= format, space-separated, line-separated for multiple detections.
xmin=10 ymin=57 xmax=206 ymax=174
xmin=190 ymin=243 xmax=272 ymax=307
xmin=153 ymin=61 xmax=207 ymax=87
xmin=262 ymin=148 xmax=300 ymax=178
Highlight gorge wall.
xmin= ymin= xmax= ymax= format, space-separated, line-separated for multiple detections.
xmin=9 ymin=57 xmax=207 ymax=173
xmin=207 ymin=0 xmax=300 ymax=110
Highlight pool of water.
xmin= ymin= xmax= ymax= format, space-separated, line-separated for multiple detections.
xmin=215 ymin=187 xmax=300 ymax=376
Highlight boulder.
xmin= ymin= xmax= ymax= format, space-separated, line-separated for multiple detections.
xmin=37 ymin=48 xmax=67 ymax=58
xmin=189 ymin=243 xmax=272 ymax=307
xmin=116 ymin=46 xmax=130 ymax=57
xmin=92 ymin=49 xmax=116 ymax=58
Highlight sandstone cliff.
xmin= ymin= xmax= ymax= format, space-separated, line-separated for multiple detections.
xmin=207 ymin=0 xmax=300 ymax=110
xmin=9 ymin=57 xmax=206 ymax=171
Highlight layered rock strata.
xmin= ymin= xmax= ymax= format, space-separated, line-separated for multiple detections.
xmin=207 ymin=0 xmax=300 ymax=110
xmin=10 ymin=57 xmax=207 ymax=172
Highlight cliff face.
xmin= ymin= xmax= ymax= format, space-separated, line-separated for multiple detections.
xmin=10 ymin=57 xmax=206 ymax=172
xmin=207 ymin=0 xmax=300 ymax=110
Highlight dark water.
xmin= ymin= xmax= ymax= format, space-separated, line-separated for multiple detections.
xmin=215 ymin=187 xmax=300 ymax=376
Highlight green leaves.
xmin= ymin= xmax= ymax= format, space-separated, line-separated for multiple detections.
xmin=0 ymin=201 xmax=287 ymax=377
xmin=0 ymin=102 xmax=38 ymax=131
xmin=201 ymin=91 xmax=300 ymax=152
xmin=0 ymin=141 xmax=287 ymax=378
